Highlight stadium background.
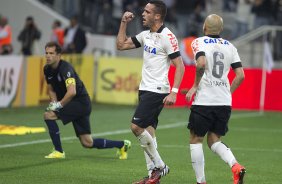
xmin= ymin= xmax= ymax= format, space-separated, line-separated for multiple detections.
xmin=0 ymin=1 xmax=282 ymax=183
xmin=0 ymin=0 xmax=281 ymax=111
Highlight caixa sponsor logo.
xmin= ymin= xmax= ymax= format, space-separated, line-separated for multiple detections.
xmin=144 ymin=44 xmax=157 ymax=54
xmin=204 ymin=38 xmax=229 ymax=45
xmin=101 ymin=69 xmax=140 ymax=92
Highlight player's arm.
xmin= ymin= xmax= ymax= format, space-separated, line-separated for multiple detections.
xmin=230 ymin=66 xmax=244 ymax=94
xmin=186 ymin=54 xmax=206 ymax=102
xmin=47 ymin=84 xmax=57 ymax=102
xmin=193 ymin=55 xmax=206 ymax=88
xmin=171 ymin=56 xmax=185 ymax=93
xmin=116 ymin=11 xmax=136 ymax=50
xmin=163 ymin=56 xmax=185 ymax=105
xmin=59 ymin=78 xmax=76 ymax=106
xmin=46 ymin=78 xmax=76 ymax=111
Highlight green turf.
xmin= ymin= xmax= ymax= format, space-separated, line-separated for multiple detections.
xmin=0 ymin=104 xmax=281 ymax=184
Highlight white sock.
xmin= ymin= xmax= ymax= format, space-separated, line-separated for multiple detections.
xmin=137 ymin=130 xmax=164 ymax=169
xmin=144 ymin=137 xmax=157 ymax=177
xmin=211 ymin=141 xmax=237 ymax=167
xmin=190 ymin=144 xmax=206 ymax=183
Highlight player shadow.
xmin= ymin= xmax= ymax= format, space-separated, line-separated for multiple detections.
xmin=0 ymin=159 xmax=70 ymax=173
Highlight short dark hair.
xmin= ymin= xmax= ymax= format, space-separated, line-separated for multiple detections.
xmin=45 ymin=42 xmax=62 ymax=54
xmin=26 ymin=16 xmax=33 ymax=21
xmin=149 ymin=0 xmax=167 ymax=21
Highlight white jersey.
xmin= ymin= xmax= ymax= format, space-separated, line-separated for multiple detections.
xmin=132 ymin=25 xmax=180 ymax=94
xmin=191 ymin=35 xmax=242 ymax=106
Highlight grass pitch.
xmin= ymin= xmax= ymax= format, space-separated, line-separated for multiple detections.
xmin=0 ymin=104 xmax=281 ymax=184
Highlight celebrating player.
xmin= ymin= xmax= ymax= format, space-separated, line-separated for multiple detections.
xmin=116 ymin=1 xmax=185 ymax=183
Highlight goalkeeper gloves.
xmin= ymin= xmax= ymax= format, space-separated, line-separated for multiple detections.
xmin=46 ymin=101 xmax=63 ymax=111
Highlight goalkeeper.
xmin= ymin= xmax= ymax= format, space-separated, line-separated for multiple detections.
xmin=43 ymin=42 xmax=131 ymax=159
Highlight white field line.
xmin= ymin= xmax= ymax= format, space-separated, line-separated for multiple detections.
xmin=158 ymin=144 xmax=282 ymax=153
xmin=0 ymin=112 xmax=263 ymax=149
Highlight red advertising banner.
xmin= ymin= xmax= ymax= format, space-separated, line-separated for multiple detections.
xmin=169 ymin=66 xmax=282 ymax=111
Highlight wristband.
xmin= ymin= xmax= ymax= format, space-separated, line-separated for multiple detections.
xmin=171 ymin=87 xmax=179 ymax=93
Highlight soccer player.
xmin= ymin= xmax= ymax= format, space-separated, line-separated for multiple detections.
xmin=185 ymin=14 xmax=246 ymax=184
xmin=43 ymin=42 xmax=131 ymax=159
xmin=116 ymin=1 xmax=185 ymax=184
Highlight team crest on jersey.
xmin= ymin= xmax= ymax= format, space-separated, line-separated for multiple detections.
xmin=192 ymin=40 xmax=199 ymax=52
xmin=144 ymin=44 xmax=157 ymax=54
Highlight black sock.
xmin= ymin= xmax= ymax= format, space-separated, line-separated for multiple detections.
xmin=45 ymin=120 xmax=63 ymax=153
xmin=92 ymin=138 xmax=124 ymax=149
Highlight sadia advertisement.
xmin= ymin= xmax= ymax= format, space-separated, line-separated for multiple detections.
xmin=96 ymin=57 xmax=142 ymax=105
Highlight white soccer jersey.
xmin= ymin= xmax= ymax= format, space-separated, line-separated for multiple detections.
xmin=132 ymin=25 xmax=180 ymax=94
xmin=191 ymin=35 xmax=242 ymax=106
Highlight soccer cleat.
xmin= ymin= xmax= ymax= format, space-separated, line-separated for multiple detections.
xmin=132 ymin=176 xmax=149 ymax=184
xmin=232 ymin=163 xmax=246 ymax=184
xmin=132 ymin=176 xmax=160 ymax=184
xmin=145 ymin=165 xmax=169 ymax=184
xmin=45 ymin=149 xmax=65 ymax=159
xmin=117 ymin=140 xmax=131 ymax=160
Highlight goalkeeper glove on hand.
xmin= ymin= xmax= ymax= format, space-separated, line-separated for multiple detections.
xmin=46 ymin=101 xmax=55 ymax=111
xmin=46 ymin=101 xmax=63 ymax=111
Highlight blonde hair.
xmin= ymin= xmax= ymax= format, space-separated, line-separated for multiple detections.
xmin=204 ymin=14 xmax=223 ymax=35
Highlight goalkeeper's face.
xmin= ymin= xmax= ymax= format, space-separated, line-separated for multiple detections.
xmin=45 ymin=46 xmax=60 ymax=66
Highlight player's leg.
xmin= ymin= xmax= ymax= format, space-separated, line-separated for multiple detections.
xmin=73 ymin=116 xmax=131 ymax=159
xmin=144 ymin=126 xmax=157 ymax=177
xmin=207 ymin=132 xmax=237 ymax=167
xmin=132 ymin=126 xmax=157 ymax=184
xmin=131 ymin=123 xmax=165 ymax=168
xmin=44 ymin=97 xmax=88 ymax=157
xmin=190 ymin=130 xmax=205 ymax=184
xmin=132 ymin=91 xmax=169 ymax=184
xmin=188 ymin=105 xmax=211 ymax=184
xmin=44 ymin=111 xmax=65 ymax=158
xmin=78 ymin=133 xmax=126 ymax=149
xmin=208 ymin=106 xmax=246 ymax=184
xmin=208 ymin=132 xmax=245 ymax=184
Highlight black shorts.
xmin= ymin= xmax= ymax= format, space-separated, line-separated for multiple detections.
xmin=132 ymin=90 xmax=168 ymax=129
xmin=55 ymin=95 xmax=92 ymax=137
xmin=187 ymin=105 xmax=231 ymax=137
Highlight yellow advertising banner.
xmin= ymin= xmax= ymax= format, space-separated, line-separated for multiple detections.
xmin=24 ymin=55 xmax=94 ymax=106
xmin=96 ymin=57 xmax=142 ymax=105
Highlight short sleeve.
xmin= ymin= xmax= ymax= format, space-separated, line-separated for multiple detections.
xmin=232 ymin=46 xmax=241 ymax=64
xmin=191 ymin=38 xmax=205 ymax=61
xmin=131 ymin=31 xmax=146 ymax=48
xmin=230 ymin=46 xmax=242 ymax=69
xmin=163 ymin=32 xmax=180 ymax=59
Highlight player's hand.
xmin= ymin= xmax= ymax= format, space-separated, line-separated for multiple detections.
xmin=46 ymin=101 xmax=63 ymax=111
xmin=163 ymin=92 xmax=177 ymax=106
xmin=121 ymin=11 xmax=135 ymax=23
xmin=185 ymin=86 xmax=197 ymax=102
xmin=46 ymin=101 xmax=55 ymax=111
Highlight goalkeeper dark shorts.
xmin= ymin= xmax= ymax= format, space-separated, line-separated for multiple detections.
xmin=187 ymin=105 xmax=231 ymax=137
xmin=131 ymin=90 xmax=168 ymax=129
xmin=55 ymin=95 xmax=92 ymax=136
